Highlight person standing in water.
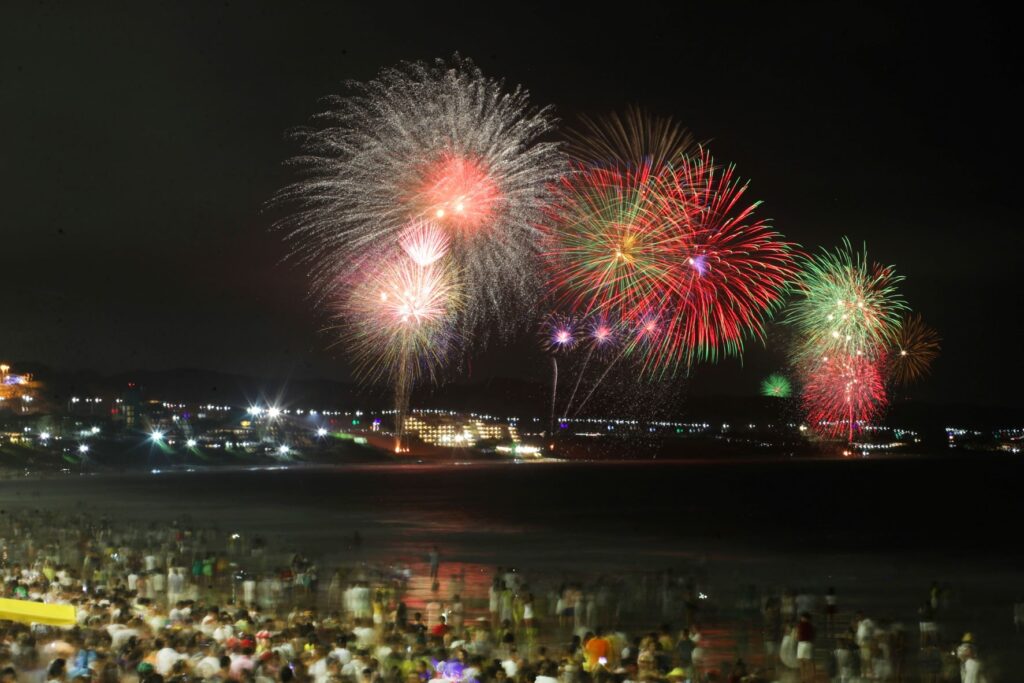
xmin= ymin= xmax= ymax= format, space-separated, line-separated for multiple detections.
xmin=428 ymin=546 xmax=440 ymax=582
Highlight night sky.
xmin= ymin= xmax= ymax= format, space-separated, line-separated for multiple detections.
xmin=1 ymin=3 xmax=1019 ymax=408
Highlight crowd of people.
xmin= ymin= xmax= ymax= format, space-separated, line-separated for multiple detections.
xmin=0 ymin=509 xmax=1005 ymax=682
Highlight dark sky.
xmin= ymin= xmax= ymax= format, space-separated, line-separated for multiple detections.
xmin=1 ymin=3 xmax=1019 ymax=407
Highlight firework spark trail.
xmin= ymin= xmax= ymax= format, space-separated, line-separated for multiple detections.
xmin=561 ymin=316 xmax=620 ymax=417
xmin=561 ymin=344 xmax=595 ymax=418
xmin=274 ymin=55 xmax=563 ymax=344
xmin=549 ymin=356 xmax=558 ymax=438
xmin=570 ymin=344 xmax=629 ymax=418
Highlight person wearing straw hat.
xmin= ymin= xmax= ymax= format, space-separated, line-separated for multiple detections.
xmin=666 ymin=667 xmax=687 ymax=683
xmin=956 ymin=634 xmax=986 ymax=683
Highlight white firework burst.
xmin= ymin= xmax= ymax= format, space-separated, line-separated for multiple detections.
xmin=273 ymin=55 xmax=563 ymax=344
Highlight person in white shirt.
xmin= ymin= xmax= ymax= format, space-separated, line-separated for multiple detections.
xmin=957 ymin=641 xmax=983 ymax=683
xmin=855 ymin=613 xmax=875 ymax=678
xmin=155 ymin=639 xmax=187 ymax=676
xmin=341 ymin=654 xmax=369 ymax=679
xmin=243 ymin=576 xmax=257 ymax=606
xmin=330 ymin=640 xmax=352 ymax=666
xmin=200 ymin=608 xmax=219 ymax=636
xmin=353 ymin=620 xmax=376 ymax=649
xmin=169 ymin=567 xmax=185 ymax=603
xmin=194 ymin=643 xmax=223 ymax=679
xmin=535 ymin=662 xmax=560 ymax=683
xmin=107 ymin=622 xmax=140 ymax=651
xmin=308 ymin=648 xmax=335 ymax=683
xmin=213 ymin=620 xmax=234 ymax=643
xmin=152 ymin=570 xmax=166 ymax=594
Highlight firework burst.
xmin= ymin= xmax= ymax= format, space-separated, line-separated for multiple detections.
xmin=650 ymin=150 xmax=799 ymax=369
xmin=542 ymin=148 xmax=797 ymax=376
xmin=761 ymin=373 xmax=793 ymax=398
xmin=540 ymin=313 xmax=582 ymax=354
xmin=335 ymin=254 xmax=463 ymax=388
xmin=274 ymin=55 xmax=562 ymax=340
xmin=542 ymin=163 xmax=683 ymax=321
xmin=399 ymin=219 xmax=450 ymax=267
xmin=566 ymin=106 xmax=696 ymax=170
xmin=888 ymin=313 xmax=941 ymax=386
xmin=802 ymin=354 xmax=886 ymax=441
xmin=785 ymin=239 xmax=908 ymax=365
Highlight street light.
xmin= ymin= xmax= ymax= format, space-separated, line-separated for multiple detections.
xmin=150 ymin=430 xmax=164 ymax=443
xmin=78 ymin=444 xmax=89 ymax=454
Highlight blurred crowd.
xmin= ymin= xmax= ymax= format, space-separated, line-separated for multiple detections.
xmin=0 ymin=509 xmax=1004 ymax=682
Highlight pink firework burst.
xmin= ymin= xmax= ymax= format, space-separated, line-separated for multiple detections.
xmin=540 ymin=313 xmax=581 ymax=353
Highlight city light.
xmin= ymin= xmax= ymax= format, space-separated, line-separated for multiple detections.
xmin=78 ymin=444 xmax=89 ymax=454
xmin=39 ymin=431 xmax=51 ymax=441
xmin=316 ymin=427 xmax=328 ymax=437
xmin=186 ymin=438 xmax=197 ymax=448
xmin=267 ymin=406 xmax=281 ymax=419
xmin=278 ymin=444 xmax=290 ymax=455
xmin=150 ymin=430 xmax=164 ymax=442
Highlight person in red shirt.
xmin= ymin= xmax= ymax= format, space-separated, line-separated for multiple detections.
xmin=796 ymin=612 xmax=815 ymax=682
xmin=431 ymin=615 xmax=449 ymax=639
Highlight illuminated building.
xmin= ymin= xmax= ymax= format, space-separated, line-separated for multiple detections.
xmin=111 ymin=382 xmax=142 ymax=427
xmin=402 ymin=412 xmax=517 ymax=447
xmin=0 ymin=363 xmax=42 ymax=413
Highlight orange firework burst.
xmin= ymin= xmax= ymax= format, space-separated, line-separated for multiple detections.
xmin=566 ymin=106 xmax=696 ymax=171
xmin=888 ymin=313 xmax=941 ymax=386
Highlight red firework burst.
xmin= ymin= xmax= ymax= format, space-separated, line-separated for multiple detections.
xmin=541 ymin=149 xmax=797 ymax=375
xmin=414 ymin=153 xmax=502 ymax=233
xmin=802 ymin=353 xmax=887 ymax=441
xmin=654 ymin=150 xmax=799 ymax=367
